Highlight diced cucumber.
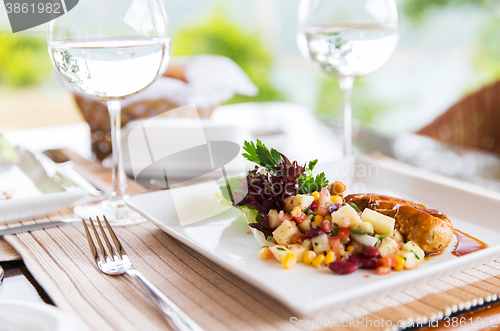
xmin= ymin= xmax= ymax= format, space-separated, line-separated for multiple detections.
xmin=361 ymin=208 xmax=395 ymax=236
xmin=350 ymin=233 xmax=379 ymax=247
xmin=350 ymin=222 xmax=374 ymax=235
xmin=272 ymin=219 xmax=300 ymax=246
xmin=283 ymin=195 xmax=315 ymax=213
xmin=311 ymin=233 xmax=331 ymax=254
xmin=375 ymin=234 xmax=392 ymax=240
xmin=332 ymin=205 xmax=363 ymax=227
xmin=396 ymin=250 xmax=419 ymax=269
xmin=402 ymin=241 xmax=425 ymax=260
xmin=269 ymin=245 xmax=293 ymax=262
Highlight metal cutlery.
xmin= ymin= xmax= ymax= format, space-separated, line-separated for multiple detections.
xmin=82 ymin=216 xmax=204 ymax=331
xmin=41 ymin=150 xmax=103 ymax=196
xmin=0 ymin=218 xmax=80 ymax=236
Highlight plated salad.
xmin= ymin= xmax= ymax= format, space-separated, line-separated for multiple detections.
xmin=218 ymin=140 xmax=453 ymax=275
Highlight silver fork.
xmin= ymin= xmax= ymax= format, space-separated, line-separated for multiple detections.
xmin=82 ymin=216 xmax=204 ymax=331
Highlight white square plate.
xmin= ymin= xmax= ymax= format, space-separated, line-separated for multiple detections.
xmin=126 ymin=156 xmax=500 ymax=314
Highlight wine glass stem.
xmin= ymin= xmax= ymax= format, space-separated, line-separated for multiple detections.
xmin=107 ymin=100 xmax=128 ymax=202
xmin=338 ymin=76 xmax=355 ymax=156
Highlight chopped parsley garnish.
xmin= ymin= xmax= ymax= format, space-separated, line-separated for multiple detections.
xmin=242 ymin=140 xmax=281 ymax=170
xmin=314 ymin=242 xmax=318 ymax=246
xmin=277 ymin=247 xmax=286 ymax=251
xmin=298 ymin=159 xmax=329 ymax=194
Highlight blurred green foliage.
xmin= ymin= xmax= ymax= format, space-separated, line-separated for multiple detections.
xmin=0 ymin=34 xmax=51 ymax=87
xmin=475 ymin=17 xmax=500 ymax=84
xmin=172 ymin=11 xmax=283 ymax=103
xmin=316 ymin=76 xmax=390 ymax=123
xmin=402 ymin=0 xmax=493 ymax=21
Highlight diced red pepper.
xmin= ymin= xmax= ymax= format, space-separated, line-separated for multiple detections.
xmin=292 ymin=233 xmax=306 ymax=244
xmin=376 ymin=266 xmax=391 ymax=275
xmin=282 ymin=212 xmax=293 ymax=223
xmin=338 ymin=227 xmax=350 ymax=242
xmin=328 ymin=235 xmax=342 ymax=252
xmin=320 ymin=220 xmax=333 ymax=233
xmin=317 ymin=187 xmax=331 ymax=216
xmin=376 ymin=255 xmax=397 ymax=268
xmin=293 ymin=212 xmax=306 ymax=224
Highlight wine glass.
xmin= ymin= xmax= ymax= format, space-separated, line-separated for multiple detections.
xmin=48 ymin=0 xmax=171 ymax=225
xmin=297 ymin=0 xmax=399 ymax=156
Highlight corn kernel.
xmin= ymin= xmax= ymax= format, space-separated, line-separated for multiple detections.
xmin=394 ymin=256 xmax=405 ymax=271
xmin=324 ymin=215 xmax=332 ymax=221
xmin=326 ymin=249 xmax=334 ymax=255
xmin=290 ymin=206 xmax=301 ymax=217
xmin=347 ymin=245 xmax=355 ymax=253
xmin=282 ymin=253 xmax=297 ymax=269
xmin=259 ymin=247 xmax=271 ymax=260
xmin=312 ymin=191 xmax=320 ymax=201
xmin=314 ymin=215 xmax=323 ymax=226
xmin=331 ymin=195 xmax=343 ymax=204
xmin=324 ymin=251 xmax=336 ymax=265
xmin=303 ymin=250 xmax=316 ymax=265
xmin=312 ymin=254 xmax=325 ymax=267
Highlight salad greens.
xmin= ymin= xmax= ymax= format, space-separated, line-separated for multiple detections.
xmin=218 ymin=139 xmax=330 ymax=241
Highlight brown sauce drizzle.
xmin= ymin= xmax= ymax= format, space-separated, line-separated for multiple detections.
xmin=451 ymin=229 xmax=488 ymax=257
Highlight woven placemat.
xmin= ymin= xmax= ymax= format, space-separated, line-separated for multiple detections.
xmin=2 ymin=150 xmax=500 ymax=331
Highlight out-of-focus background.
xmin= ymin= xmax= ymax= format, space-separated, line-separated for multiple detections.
xmin=0 ymin=0 xmax=499 ymax=132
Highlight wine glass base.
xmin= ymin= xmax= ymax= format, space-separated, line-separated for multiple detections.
xmin=74 ymin=199 xmax=146 ymax=226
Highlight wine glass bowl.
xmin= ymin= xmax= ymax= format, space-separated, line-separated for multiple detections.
xmin=48 ymin=0 xmax=171 ymax=225
xmin=297 ymin=0 xmax=399 ymax=155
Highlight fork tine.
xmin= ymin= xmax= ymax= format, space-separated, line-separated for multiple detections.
xmin=88 ymin=217 xmax=108 ymax=262
xmin=102 ymin=215 xmax=127 ymax=257
xmin=81 ymin=219 xmax=98 ymax=263
xmin=96 ymin=216 xmax=117 ymax=259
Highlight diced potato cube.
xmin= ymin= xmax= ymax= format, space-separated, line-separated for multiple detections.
xmin=288 ymin=244 xmax=306 ymax=262
xmin=298 ymin=215 xmax=313 ymax=233
xmin=311 ymin=233 xmax=331 ymax=254
xmin=273 ymin=220 xmax=300 ymax=246
xmin=396 ymin=250 xmax=419 ymax=269
xmin=283 ymin=195 xmax=315 ymax=213
xmin=332 ymin=205 xmax=362 ymax=227
xmin=378 ymin=237 xmax=399 ymax=257
xmin=302 ymin=238 xmax=313 ymax=250
xmin=402 ymin=241 xmax=425 ymax=261
xmin=268 ymin=209 xmax=280 ymax=229
xmin=361 ymin=209 xmax=395 ymax=236
xmin=269 ymin=245 xmax=293 ymax=262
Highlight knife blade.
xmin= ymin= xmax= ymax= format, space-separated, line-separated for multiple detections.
xmin=41 ymin=150 xmax=103 ymax=197
xmin=0 ymin=218 xmax=80 ymax=236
